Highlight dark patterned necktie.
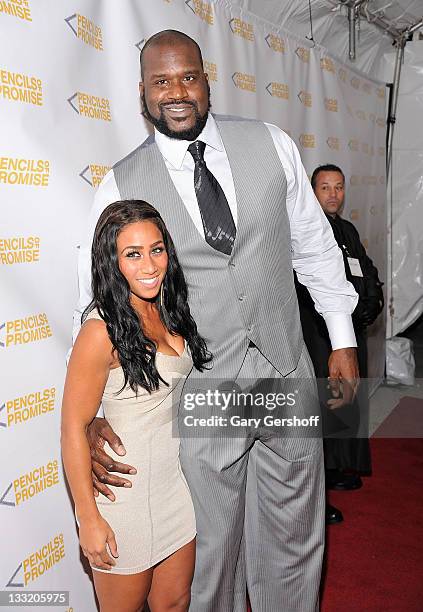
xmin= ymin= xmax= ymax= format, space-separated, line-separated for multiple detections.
xmin=188 ymin=140 xmax=236 ymax=255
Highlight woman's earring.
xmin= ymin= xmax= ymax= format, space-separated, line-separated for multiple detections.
xmin=160 ymin=283 xmax=164 ymax=308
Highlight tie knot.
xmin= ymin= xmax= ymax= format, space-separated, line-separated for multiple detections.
xmin=188 ymin=140 xmax=206 ymax=163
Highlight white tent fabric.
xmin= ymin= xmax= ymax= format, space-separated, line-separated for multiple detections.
xmin=382 ymin=42 xmax=423 ymax=336
xmin=232 ymin=0 xmax=423 ymax=79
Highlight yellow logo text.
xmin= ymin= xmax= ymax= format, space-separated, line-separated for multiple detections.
xmin=320 ymin=58 xmax=335 ymax=73
xmin=298 ymin=91 xmax=312 ymax=107
xmin=5 ymin=387 xmax=56 ymax=427
xmin=362 ymin=176 xmax=378 ymax=185
xmin=295 ymin=47 xmax=310 ymax=63
xmin=187 ymin=0 xmax=213 ymax=25
xmin=77 ymin=14 xmax=103 ymax=49
xmin=0 ymin=236 xmax=40 ymax=265
xmin=204 ymin=61 xmax=217 ymax=82
xmin=0 ymin=70 xmax=42 ymax=106
xmin=232 ymin=72 xmax=256 ymax=92
xmin=69 ymin=92 xmax=111 ymax=121
xmin=324 ymin=97 xmax=338 ymax=112
xmin=2 ymin=313 xmax=52 ymax=348
xmin=0 ymin=158 xmax=49 ymax=187
xmin=78 ymin=92 xmax=111 ymax=121
xmin=266 ymin=82 xmax=289 ymax=99
xmin=229 ymin=18 xmax=255 ymax=42
xmin=23 ymin=534 xmax=65 ymax=585
xmin=0 ymin=0 xmax=31 ymax=21
xmin=14 ymin=460 xmax=59 ymax=505
xmin=265 ymin=34 xmax=285 ymax=53
xmin=299 ymin=134 xmax=315 ymax=148
xmin=327 ymin=137 xmax=340 ymax=150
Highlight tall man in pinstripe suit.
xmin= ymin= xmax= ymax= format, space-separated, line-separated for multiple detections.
xmin=75 ymin=31 xmax=359 ymax=611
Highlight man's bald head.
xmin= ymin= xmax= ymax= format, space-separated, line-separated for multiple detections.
xmin=140 ymin=30 xmax=203 ymax=79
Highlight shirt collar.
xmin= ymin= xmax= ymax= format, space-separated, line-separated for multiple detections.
xmin=154 ymin=113 xmax=224 ymax=170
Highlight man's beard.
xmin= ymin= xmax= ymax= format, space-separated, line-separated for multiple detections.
xmin=141 ymin=87 xmax=211 ymax=141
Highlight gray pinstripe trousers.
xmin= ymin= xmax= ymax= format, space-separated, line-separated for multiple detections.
xmin=180 ymin=345 xmax=325 ymax=612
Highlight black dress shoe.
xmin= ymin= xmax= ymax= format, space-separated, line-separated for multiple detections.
xmin=326 ymin=469 xmax=363 ymax=491
xmin=326 ymin=504 xmax=344 ymax=525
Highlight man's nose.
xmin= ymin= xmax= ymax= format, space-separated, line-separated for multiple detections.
xmin=168 ymin=79 xmax=188 ymax=100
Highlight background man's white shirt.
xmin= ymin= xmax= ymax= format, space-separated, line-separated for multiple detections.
xmin=74 ymin=114 xmax=357 ymax=350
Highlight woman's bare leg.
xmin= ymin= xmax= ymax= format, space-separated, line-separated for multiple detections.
xmin=93 ymin=568 xmax=153 ymax=612
xmin=148 ymin=539 xmax=196 ymax=611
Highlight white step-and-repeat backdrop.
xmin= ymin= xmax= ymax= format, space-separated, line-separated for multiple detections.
xmin=1 ymin=1 xmax=386 ymax=610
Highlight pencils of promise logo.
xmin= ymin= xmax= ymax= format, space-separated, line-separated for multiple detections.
xmin=185 ymin=0 xmax=214 ymax=25
xmin=1 ymin=387 xmax=56 ymax=427
xmin=0 ymin=313 xmax=52 ymax=348
xmin=14 ymin=460 xmax=60 ymax=505
xmin=232 ymin=72 xmax=256 ymax=92
xmin=229 ymin=18 xmax=255 ymax=41
xmin=5 ymin=534 xmax=66 ymax=588
xmin=0 ymin=460 xmax=60 ymax=506
xmin=23 ymin=534 xmax=65 ymax=585
xmin=80 ymin=164 xmax=111 ymax=188
xmin=0 ymin=70 xmax=43 ymax=106
xmin=68 ymin=92 xmax=111 ymax=121
xmin=0 ymin=236 xmax=40 ymax=264
xmin=0 ymin=0 xmax=31 ymax=21
xmin=0 ymin=158 xmax=49 ymax=186
xmin=65 ymin=13 xmax=103 ymax=50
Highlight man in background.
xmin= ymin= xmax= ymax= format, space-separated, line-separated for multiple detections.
xmin=296 ymin=163 xmax=384 ymax=524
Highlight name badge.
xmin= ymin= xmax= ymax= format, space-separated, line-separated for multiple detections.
xmin=347 ymin=257 xmax=363 ymax=277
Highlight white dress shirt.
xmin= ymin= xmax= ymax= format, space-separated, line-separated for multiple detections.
xmin=74 ymin=114 xmax=357 ymax=349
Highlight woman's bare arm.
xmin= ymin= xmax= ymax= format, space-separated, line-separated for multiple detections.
xmin=61 ymin=319 xmax=118 ymax=568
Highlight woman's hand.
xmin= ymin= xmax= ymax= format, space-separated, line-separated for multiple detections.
xmin=79 ymin=515 xmax=119 ymax=571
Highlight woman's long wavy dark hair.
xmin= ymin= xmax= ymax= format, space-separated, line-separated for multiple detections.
xmin=83 ymin=200 xmax=211 ymax=393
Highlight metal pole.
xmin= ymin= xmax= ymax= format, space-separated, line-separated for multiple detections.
xmin=386 ymin=38 xmax=405 ymax=337
xmin=406 ymin=18 xmax=423 ymax=36
xmin=348 ymin=5 xmax=356 ymax=61
xmin=386 ymin=39 xmax=405 ymax=179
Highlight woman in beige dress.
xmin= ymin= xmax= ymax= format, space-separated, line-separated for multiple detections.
xmin=61 ymin=200 xmax=210 ymax=612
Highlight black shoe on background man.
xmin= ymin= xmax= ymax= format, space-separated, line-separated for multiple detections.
xmin=326 ymin=469 xmax=363 ymax=491
xmin=326 ymin=503 xmax=344 ymax=525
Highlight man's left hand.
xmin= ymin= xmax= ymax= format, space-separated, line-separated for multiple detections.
xmin=327 ymin=347 xmax=359 ymax=409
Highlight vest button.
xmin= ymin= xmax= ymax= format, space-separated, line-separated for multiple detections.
xmin=238 ymin=295 xmax=245 ymax=301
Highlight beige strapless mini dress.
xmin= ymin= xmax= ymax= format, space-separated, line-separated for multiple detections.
xmin=85 ymin=310 xmax=196 ymax=575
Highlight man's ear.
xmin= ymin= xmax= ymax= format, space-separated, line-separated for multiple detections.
xmin=139 ymin=81 xmax=144 ymax=96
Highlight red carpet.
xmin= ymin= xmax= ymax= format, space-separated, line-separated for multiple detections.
xmin=247 ymin=400 xmax=423 ymax=611
xmin=372 ymin=396 xmax=423 ymax=438
xmin=321 ymin=436 xmax=423 ymax=612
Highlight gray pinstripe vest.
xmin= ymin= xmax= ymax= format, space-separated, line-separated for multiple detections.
xmin=113 ymin=115 xmax=303 ymax=378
